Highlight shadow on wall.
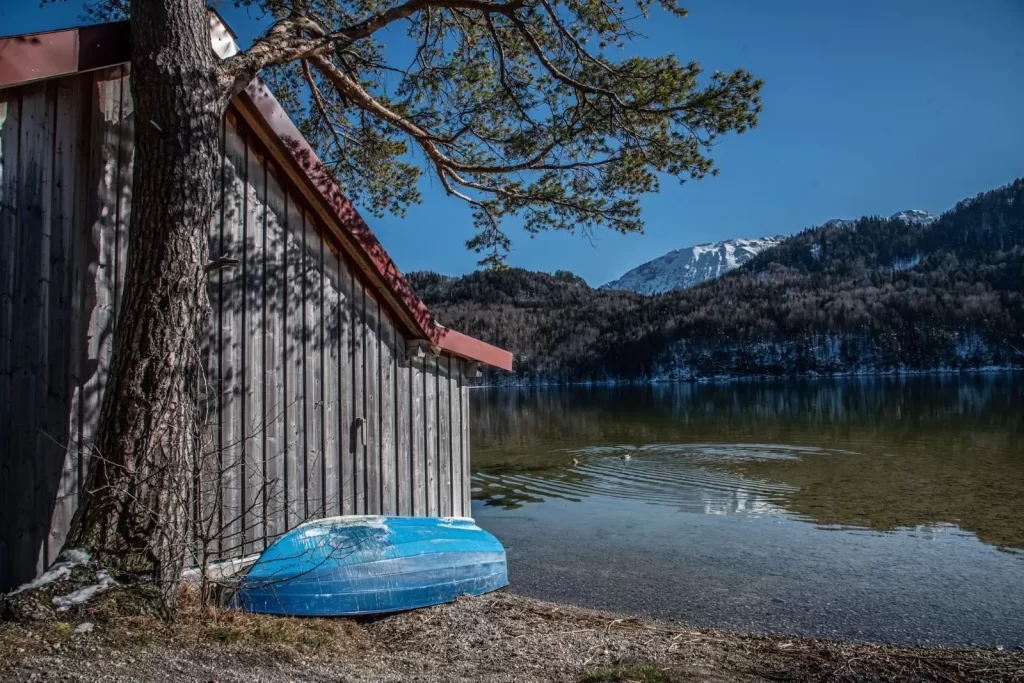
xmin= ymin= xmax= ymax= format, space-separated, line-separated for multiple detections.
xmin=2 ymin=70 xmax=396 ymax=589
xmin=244 ymin=80 xmax=437 ymax=343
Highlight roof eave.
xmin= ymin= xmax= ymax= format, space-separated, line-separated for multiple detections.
xmin=435 ymin=326 xmax=514 ymax=372
xmin=0 ymin=21 xmax=130 ymax=89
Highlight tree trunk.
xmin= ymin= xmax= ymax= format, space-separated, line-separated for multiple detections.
xmin=65 ymin=0 xmax=226 ymax=606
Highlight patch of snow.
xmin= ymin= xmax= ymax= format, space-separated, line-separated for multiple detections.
xmin=647 ymin=332 xmax=1014 ymax=383
xmin=11 ymin=565 xmax=73 ymax=595
xmin=723 ymin=242 xmax=739 ymax=269
xmin=601 ymin=236 xmax=783 ymax=294
xmin=52 ymin=571 xmax=117 ymax=611
xmin=61 ymin=549 xmax=92 ymax=566
xmin=891 ymin=254 xmax=921 ymax=271
xmin=75 ymin=622 xmax=95 ymax=634
xmin=810 ymin=244 xmax=822 ymax=261
xmin=9 ymin=549 xmax=92 ymax=595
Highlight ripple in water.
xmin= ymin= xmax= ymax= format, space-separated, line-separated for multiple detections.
xmin=473 ymin=442 xmax=812 ymax=516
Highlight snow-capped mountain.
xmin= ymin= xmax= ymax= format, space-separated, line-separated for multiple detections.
xmin=601 ymin=209 xmax=936 ymax=296
xmin=889 ymin=209 xmax=935 ymax=225
xmin=820 ymin=210 xmax=935 ymax=230
xmin=822 ymin=210 xmax=936 ymax=229
xmin=600 ymin=237 xmax=784 ymax=295
xmin=822 ymin=218 xmax=857 ymax=229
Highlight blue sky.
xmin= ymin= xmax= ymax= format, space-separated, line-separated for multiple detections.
xmin=4 ymin=0 xmax=1023 ymax=285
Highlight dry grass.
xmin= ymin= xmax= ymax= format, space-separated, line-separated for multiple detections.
xmin=0 ymin=582 xmax=366 ymax=675
xmin=579 ymin=662 xmax=688 ymax=682
xmin=156 ymin=585 xmax=364 ymax=652
xmin=2 ymin=589 xmax=1022 ymax=682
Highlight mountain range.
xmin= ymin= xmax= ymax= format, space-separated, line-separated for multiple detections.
xmin=600 ymin=210 xmax=937 ymax=295
xmin=409 ymin=180 xmax=1023 ymax=383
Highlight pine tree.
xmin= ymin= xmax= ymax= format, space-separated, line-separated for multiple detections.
xmin=47 ymin=0 xmax=764 ymax=605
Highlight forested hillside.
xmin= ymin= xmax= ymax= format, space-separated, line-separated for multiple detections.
xmin=410 ymin=179 xmax=1024 ymax=383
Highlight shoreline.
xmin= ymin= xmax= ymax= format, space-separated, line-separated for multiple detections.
xmin=472 ymin=365 xmax=1023 ymax=388
xmin=3 ymin=591 xmax=1022 ymax=682
xmin=476 ymin=502 xmax=1024 ymax=651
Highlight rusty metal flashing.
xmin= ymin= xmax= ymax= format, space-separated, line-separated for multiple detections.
xmin=0 ymin=22 xmax=129 ymax=89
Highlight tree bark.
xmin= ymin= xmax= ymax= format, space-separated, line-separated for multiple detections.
xmin=65 ymin=0 xmax=226 ymax=605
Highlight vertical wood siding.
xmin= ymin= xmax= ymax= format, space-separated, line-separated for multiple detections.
xmin=262 ymin=165 xmax=288 ymax=541
xmin=220 ymin=117 xmax=246 ymax=557
xmin=0 ymin=72 xmax=473 ymax=590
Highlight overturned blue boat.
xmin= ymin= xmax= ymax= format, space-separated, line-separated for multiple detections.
xmin=231 ymin=516 xmax=508 ymax=616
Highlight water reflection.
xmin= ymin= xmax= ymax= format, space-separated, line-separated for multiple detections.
xmin=470 ymin=374 xmax=1024 ymax=550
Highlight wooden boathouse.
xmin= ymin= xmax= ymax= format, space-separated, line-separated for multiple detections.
xmin=0 ymin=16 xmax=512 ymax=591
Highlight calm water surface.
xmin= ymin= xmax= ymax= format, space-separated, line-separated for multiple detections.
xmin=469 ymin=375 xmax=1024 ymax=647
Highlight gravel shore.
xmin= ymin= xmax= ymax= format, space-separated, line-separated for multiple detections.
xmin=2 ymin=591 xmax=1022 ymax=682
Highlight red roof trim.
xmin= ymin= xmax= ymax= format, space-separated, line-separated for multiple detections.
xmin=0 ymin=21 xmax=513 ymax=372
xmin=435 ymin=328 xmax=514 ymax=373
xmin=0 ymin=22 xmax=129 ymax=89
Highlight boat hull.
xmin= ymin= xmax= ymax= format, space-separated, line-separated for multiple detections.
xmin=232 ymin=516 xmax=508 ymax=616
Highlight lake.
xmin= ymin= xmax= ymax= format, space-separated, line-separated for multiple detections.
xmin=469 ymin=374 xmax=1024 ymax=648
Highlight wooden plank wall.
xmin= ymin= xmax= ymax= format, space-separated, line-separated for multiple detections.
xmin=0 ymin=71 xmax=473 ymax=591
xmin=0 ymin=67 xmax=131 ymax=589
xmin=205 ymin=116 xmax=473 ymax=559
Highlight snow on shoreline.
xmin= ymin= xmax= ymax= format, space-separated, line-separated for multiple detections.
xmin=471 ymin=365 xmax=1022 ymax=389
